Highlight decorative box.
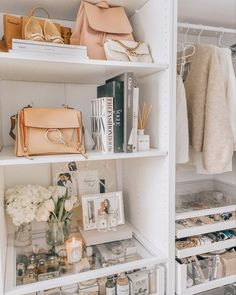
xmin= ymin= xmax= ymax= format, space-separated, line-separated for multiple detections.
xmin=221 ymin=252 xmax=236 ymax=276
xmin=127 ymin=270 xmax=149 ymax=295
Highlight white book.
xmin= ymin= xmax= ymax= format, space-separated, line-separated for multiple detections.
xmin=132 ymin=87 xmax=139 ymax=152
xmin=100 ymin=97 xmax=114 ymax=153
xmin=9 ymin=49 xmax=88 ymax=60
xmin=12 ymin=38 xmax=87 ymax=55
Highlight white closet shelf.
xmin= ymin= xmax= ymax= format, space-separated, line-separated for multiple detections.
xmin=0 ymin=53 xmax=168 ymax=84
xmin=5 ymin=233 xmax=167 ymax=295
xmin=176 ymin=220 xmax=236 ymax=239
xmin=0 ymin=0 xmax=151 ymax=20
xmin=0 ymin=146 xmax=168 ymax=166
xmin=176 ymin=237 xmax=236 ymax=259
xmin=176 ymin=205 xmax=236 ymax=221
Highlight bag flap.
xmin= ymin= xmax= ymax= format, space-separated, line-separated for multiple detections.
xmin=23 ymin=108 xmax=80 ymax=128
xmin=83 ymin=1 xmax=132 ymax=34
xmin=106 ymin=39 xmax=150 ymax=55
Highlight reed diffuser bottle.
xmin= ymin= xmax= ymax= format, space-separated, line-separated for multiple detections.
xmin=137 ymin=102 xmax=152 ymax=151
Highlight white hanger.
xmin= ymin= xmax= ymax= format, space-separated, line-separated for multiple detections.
xmin=178 ymin=28 xmax=196 ymax=77
xmin=177 ymin=27 xmax=196 ymax=62
xmin=218 ymin=30 xmax=225 ymax=47
xmin=197 ymin=26 xmax=204 ymax=44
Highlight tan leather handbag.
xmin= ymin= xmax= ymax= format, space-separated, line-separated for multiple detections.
xmin=3 ymin=7 xmax=72 ymax=50
xmin=3 ymin=14 xmax=22 ymax=49
xmin=10 ymin=107 xmax=86 ymax=158
xmin=21 ymin=7 xmax=62 ymax=42
xmin=70 ymin=1 xmax=134 ymax=60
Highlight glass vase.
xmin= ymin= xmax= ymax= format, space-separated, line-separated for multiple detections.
xmin=46 ymin=221 xmax=71 ymax=246
xmin=15 ymin=223 xmax=32 ymax=248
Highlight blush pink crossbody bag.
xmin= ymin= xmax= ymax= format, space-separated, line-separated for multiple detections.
xmin=70 ymin=1 xmax=134 ymax=60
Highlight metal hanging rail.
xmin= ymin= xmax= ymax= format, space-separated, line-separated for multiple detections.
xmin=178 ymin=22 xmax=236 ymax=35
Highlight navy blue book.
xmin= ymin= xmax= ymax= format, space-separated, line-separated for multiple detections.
xmin=106 ymin=73 xmax=134 ymax=153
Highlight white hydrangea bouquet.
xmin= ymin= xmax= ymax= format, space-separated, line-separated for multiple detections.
xmin=5 ymin=184 xmax=52 ymax=226
xmin=5 ymin=184 xmax=53 ymax=247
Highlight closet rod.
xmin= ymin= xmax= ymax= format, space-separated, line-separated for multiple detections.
xmin=178 ymin=22 xmax=236 ymax=34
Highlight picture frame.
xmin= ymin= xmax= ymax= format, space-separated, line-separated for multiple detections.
xmin=54 ymin=170 xmax=78 ymax=198
xmin=81 ymin=191 xmax=125 ymax=231
xmin=52 ymin=160 xmax=117 ymax=195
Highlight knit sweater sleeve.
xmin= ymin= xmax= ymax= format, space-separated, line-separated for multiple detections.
xmin=202 ymin=47 xmax=234 ymax=173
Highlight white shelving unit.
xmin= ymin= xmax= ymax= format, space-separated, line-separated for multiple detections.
xmin=0 ymin=0 xmax=177 ymax=295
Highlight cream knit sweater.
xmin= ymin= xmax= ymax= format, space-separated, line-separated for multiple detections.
xmin=184 ymin=44 xmax=234 ymax=173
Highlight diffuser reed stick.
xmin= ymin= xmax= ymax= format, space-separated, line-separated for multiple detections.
xmin=138 ymin=102 xmax=152 ymax=130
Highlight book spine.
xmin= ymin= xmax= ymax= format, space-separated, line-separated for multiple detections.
xmin=126 ymin=73 xmax=134 ymax=153
xmin=100 ymin=97 xmax=114 ymax=152
xmin=113 ymin=82 xmax=124 ymax=153
xmin=132 ymin=87 xmax=139 ymax=152
xmin=97 ymin=82 xmax=124 ymax=153
xmin=12 ymin=43 xmax=87 ymax=55
xmin=9 ymin=49 xmax=88 ymax=59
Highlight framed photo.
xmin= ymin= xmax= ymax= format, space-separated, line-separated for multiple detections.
xmin=54 ymin=171 xmax=77 ymax=198
xmin=77 ymin=170 xmax=100 ymax=195
xmin=81 ymin=192 xmax=125 ymax=231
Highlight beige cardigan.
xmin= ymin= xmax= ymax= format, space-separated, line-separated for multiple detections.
xmin=184 ymin=44 xmax=234 ymax=173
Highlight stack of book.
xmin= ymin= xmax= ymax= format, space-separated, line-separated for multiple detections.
xmin=10 ymin=39 xmax=88 ymax=60
xmin=91 ymin=72 xmax=139 ymax=153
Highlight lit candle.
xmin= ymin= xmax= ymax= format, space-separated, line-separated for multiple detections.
xmin=66 ymin=236 xmax=83 ymax=264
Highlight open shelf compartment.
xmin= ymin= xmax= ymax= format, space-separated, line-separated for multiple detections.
xmin=5 ymin=231 xmax=167 ymax=295
xmin=0 ymin=146 xmax=168 ymax=166
xmin=0 ymin=53 xmax=168 ymax=84
xmin=176 ymin=259 xmax=236 ymax=295
xmin=176 ymin=237 xmax=236 ymax=259
xmin=176 ymin=219 xmax=236 ymax=239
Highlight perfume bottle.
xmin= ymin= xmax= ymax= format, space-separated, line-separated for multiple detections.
xmin=116 ymin=273 xmax=129 ymax=295
xmin=108 ymin=210 xmax=118 ymax=231
xmin=97 ymin=212 xmax=108 ymax=232
xmin=23 ymin=261 xmax=38 ymax=284
xmin=16 ymin=263 xmax=26 ymax=285
xmin=47 ymin=255 xmax=59 ymax=272
xmin=106 ymin=276 xmax=116 ymax=295
xmin=137 ymin=129 xmax=150 ymax=152
xmin=37 ymin=259 xmax=47 ymax=275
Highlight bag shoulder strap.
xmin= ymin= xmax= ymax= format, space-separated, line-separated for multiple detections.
xmin=27 ymin=7 xmax=50 ymax=19
xmin=9 ymin=104 xmax=33 ymax=141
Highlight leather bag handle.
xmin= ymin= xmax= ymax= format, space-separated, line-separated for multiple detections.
xmin=9 ymin=104 xmax=33 ymax=141
xmin=27 ymin=6 xmax=51 ymax=19
xmin=96 ymin=1 xmax=110 ymax=9
xmin=9 ymin=114 xmax=17 ymax=140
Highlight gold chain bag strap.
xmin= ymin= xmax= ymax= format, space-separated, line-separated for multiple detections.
xmin=10 ymin=106 xmax=86 ymax=158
